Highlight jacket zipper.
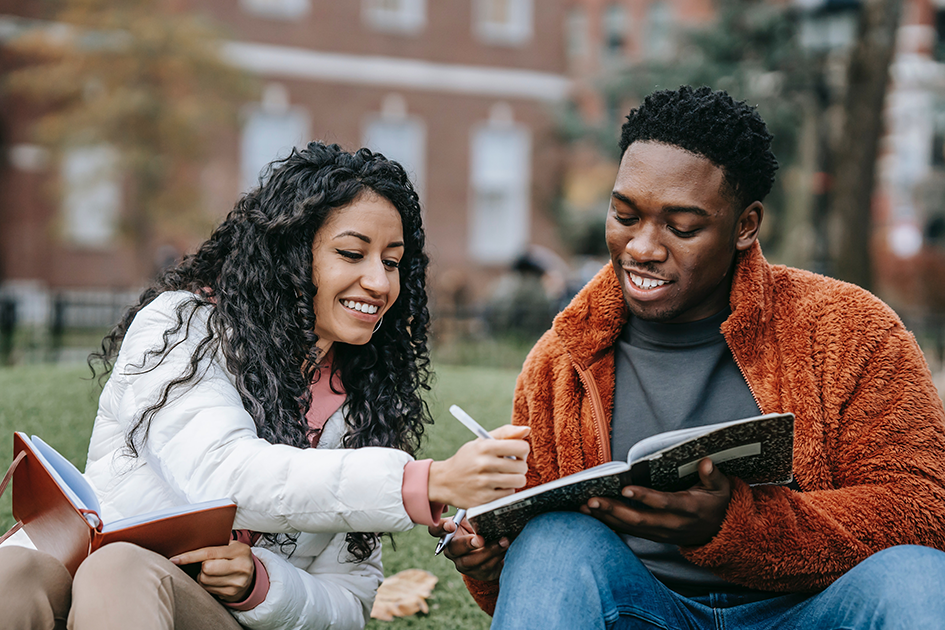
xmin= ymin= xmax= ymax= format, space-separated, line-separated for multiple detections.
xmin=727 ymin=336 xmax=765 ymax=413
xmin=571 ymin=356 xmax=611 ymax=464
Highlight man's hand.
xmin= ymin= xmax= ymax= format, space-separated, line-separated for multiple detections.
xmin=170 ymin=540 xmax=256 ymax=602
xmin=429 ymin=517 xmax=509 ymax=582
xmin=582 ymin=458 xmax=731 ymax=547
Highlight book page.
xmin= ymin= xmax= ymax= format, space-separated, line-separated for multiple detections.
xmin=103 ymin=498 xmax=236 ymax=532
xmin=30 ymin=436 xmax=100 ymax=516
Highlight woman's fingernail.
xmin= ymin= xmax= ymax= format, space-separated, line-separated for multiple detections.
xmin=499 ymin=538 xmax=510 ymax=548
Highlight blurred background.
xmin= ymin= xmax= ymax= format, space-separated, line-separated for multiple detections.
xmin=2 ymin=2 xmax=944 ymax=627
xmin=0 ymin=0 xmax=943 ymax=383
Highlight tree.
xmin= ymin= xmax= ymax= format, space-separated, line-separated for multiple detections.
xmin=561 ymin=0 xmax=816 ymax=262
xmin=830 ymin=0 xmax=903 ymax=290
xmin=2 ymin=0 xmax=254 ymax=277
xmin=560 ymin=0 xmax=903 ymax=292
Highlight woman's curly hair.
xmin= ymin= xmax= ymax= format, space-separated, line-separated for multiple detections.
xmin=91 ymin=142 xmax=433 ymax=561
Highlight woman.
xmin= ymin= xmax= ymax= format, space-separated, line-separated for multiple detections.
xmin=0 ymin=142 xmax=529 ymax=629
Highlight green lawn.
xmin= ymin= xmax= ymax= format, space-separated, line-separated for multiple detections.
xmin=0 ymin=362 xmax=520 ymax=629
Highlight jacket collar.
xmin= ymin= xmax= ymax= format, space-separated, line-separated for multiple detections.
xmin=552 ymin=241 xmax=772 ymax=366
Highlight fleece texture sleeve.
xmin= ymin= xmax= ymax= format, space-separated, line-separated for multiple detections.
xmin=681 ymin=306 xmax=945 ymax=591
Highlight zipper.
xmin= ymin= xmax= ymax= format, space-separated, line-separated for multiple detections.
xmin=727 ymin=333 xmax=765 ymax=413
xmin=571 ymin=355 xmax=611 ymax=464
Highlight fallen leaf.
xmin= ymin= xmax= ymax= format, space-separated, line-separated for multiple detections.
xmin=370 ymin=569 xmax=439 ymax=621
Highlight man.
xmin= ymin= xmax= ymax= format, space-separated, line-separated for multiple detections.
xmin=432 ymin=86 xmax=945 ymax=628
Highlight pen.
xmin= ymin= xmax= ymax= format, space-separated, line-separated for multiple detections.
xmin=434 ymin=405 xmax=495 ymax=556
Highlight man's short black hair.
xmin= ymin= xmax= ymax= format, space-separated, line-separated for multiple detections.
xmin=619 ymin=85 xmax=779 ymax=209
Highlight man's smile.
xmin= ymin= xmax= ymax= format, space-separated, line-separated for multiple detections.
xmin=627 ymin=271 xmax=669 ymax=290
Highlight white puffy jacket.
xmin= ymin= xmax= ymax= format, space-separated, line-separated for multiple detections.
xmin=7 ymin=291 xmax=420 ymax=629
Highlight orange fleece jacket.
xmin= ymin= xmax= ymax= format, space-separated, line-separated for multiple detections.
xmin=465 ymin=243 xmax=945 ymax=615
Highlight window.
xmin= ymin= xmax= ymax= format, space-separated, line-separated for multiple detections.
xmin=62 ymin=146 xmax=120 ymax=248
xmin=363 ymin=115 xmax=426 ymax=200
xmin=469 ymin=123 xmax=531 ymax=263
xmin=363 ymin=0 xmax=426 ymax=34
xmin=936 ymin=9 xmax=945 ymax=62
xmin=565 ymin=6 xmax=589 ymax=66
xmin=645 ymin=2 xmax=674 ymax=60
xmin=240 ymin=0 xmax=310 ymax=20
xmin=241 ymin=108 xmax=309 ymax=191
xmin=601 ymin=3 xmax=628 ymax=65
xmin=932 ymin=108 xmax=945 ymax=168
xmin=474 ymin=0 xmax=533 ymax=46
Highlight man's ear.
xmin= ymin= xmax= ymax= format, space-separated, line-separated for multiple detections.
xmin=734 ymin=201 xmax=764 ymax=251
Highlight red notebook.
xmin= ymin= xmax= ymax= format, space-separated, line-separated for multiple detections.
xmin=1 ymin=432 xmax=236 ymax=576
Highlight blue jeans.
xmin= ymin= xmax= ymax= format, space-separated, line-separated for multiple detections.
xmin=491 ymin=512 xmax=945 ymax=630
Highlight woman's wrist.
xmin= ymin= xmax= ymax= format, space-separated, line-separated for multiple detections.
xmin=427 ymin=459 xmax=452 ymax=506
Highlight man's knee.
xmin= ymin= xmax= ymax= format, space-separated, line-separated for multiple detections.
xmin=862 ymin=545 xmax=945 ymax=591
xmin=856 ymin=545 xmax=945 ymax=586
xmin=841 ymin=545 xmax=945 ymax=623
xmin=502 ymin=512 xmax=648 ymax=589
xmin=508 ymin=512 xmax=623 ymax=559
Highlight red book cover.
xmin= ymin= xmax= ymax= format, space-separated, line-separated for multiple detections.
xmin=9 ymin=432 xmax=236 ymax=576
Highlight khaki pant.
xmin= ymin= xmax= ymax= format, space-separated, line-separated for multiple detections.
xmin=0 ymin=543 xmax=244 ymax=630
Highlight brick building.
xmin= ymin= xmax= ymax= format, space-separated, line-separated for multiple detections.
xmin=0 ymin=0 xmax=572 ymax=325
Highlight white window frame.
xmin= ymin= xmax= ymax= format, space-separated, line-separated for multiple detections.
xmin=468 ymin=122 xmax=532 ymax=264
xmin=600 ymin=3 xmax=628 ymax=65
xmin=240 ymin=106 xmax=310 ymax=192
xmin=239 ymin=0 xmax=310 ymax=20
xmin=61 ymin=145 xmax=120 ymax=249
xmin=645 ymin=2 xmax=675 ymax=60
xmin=565 ymin=6 xmax=589 ymax=66
xmin=473 ymin=0 xmax=533 ymax=46
xmin=362 ymin=0 xmax=426 ymax=35
xmin=362 ymin=114 xmax=427 ymax=202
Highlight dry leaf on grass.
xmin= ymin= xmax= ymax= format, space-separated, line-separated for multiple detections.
xmin=370 ymin=569 xmax=439 ymax=621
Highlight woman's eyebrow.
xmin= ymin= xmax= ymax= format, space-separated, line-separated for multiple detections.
xmin=334 ymin=230 xmax=371 ymax=243
xmin=334 ymin=230 xmax=405 ymax=248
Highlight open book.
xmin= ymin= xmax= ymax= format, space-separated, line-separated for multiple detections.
xmin=4 ymin=432 xmax=236 ymax=575
xmin=467 ymin=412 xmax=794 ymax=543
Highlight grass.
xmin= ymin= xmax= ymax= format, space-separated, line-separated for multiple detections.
xmin=0 ymin=361 xmax=521 ymax=630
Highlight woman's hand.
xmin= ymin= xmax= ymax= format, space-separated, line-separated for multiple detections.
xmin=170 ymin=540 xmax=256 ymax=603
xmin=428 ymin=424 xmax=530 ymax=508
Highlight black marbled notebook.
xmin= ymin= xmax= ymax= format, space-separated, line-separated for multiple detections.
xmin=467 ymin=412 xmax=794 ymax=543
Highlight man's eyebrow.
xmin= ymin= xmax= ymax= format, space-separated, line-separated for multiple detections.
xmin=334 ymin=230 xmax=404 ymax=248
xmin=611 ymin=191 xmax=634 ymax=206
xmin=663 ymin=205 xmax=710 ymax=218
xmin=611 ymin=192 xmax=710 ymax=217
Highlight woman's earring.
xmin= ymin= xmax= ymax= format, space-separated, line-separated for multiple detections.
xmin=373 ymin=316 xmax=384 ymax=334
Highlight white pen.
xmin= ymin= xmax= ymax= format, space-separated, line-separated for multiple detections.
xmin=434 ymin=405 xmax=496 ymax=556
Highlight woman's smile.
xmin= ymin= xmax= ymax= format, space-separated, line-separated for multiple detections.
xmin=311 ymin=193 xmax=404 ymax=350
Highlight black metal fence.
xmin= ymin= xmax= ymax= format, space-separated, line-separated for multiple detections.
xmin=0 ymin=290 xmax=138 ymax=365
xmin=1 ymin=289 xmax=944 ymax=372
